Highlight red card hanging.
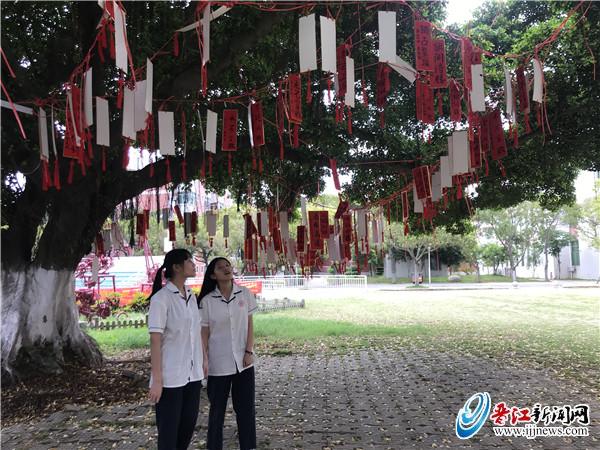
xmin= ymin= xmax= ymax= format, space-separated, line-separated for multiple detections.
xmin=308 ymin=210 xmax=321 ymax=243
xmin=336 ymin=45 xmax=347 ymax=99
xmin=191 ymin=211 xmax=198 ymax=234
xmin=414 ymin=20 xmax=433 ymax=72
xmin=431 ymin=39 xmax=448 ymax=88
xmin=412 ymin=165 xmax=432 ymax=200
xmin=449 ymin=80 xmax=462 ymax=122
xmin=221 ymin=109 xmax=238 ymax=151
xmin=244 ymin=238 xmax=254 ymax=261
xmin=288 ymin=73 xmax=302 ymax=124
xmin=376 ymin=62 xmax=391 ymax=127
xmin=250 ymin=101 xmax=265 ymax=147
xmin=319 ymin=211 xmax=330 ymax=239
xmin=341 ymin=213 xmax=353 ymax=244
xmin=244 ymin=213 xmax=258 ymax=239
xmin=297 ymin=225 xmax=306 ymax=253
xmin=516 ymin=65 xmax=530 ymax=133
xmin=470 ymin=127 xmax=482 ymax=169
xmin=330 ymin=158 xmax=341 ymax=190
xmin=416 ymin=79 xmax=435 ymax=124
xmin=174 ymin=204 xmax=184 ymax=224
xmin=136 ymin=213 xmax=146 ymax=236
xmin=273 ymin=228 xmax=283 ymax=253
xmin=168 ymin=220 xmax=176 ymax=242
xmin=63 ymin=85 xmax=84 ymax=160
xmin=489 ymin=109 xmax=508 ymax=160
xmin=461 ymin=38 xmax=474 ymax=90
xmin=480 ymin=111 xmax=491 ymax=154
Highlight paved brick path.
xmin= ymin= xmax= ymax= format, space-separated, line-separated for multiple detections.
xmin=2 ymin=349 xmax=598 ymax=449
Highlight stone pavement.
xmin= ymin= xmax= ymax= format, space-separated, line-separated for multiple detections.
xmin=2 ymin=349 xmax=599 ymax=449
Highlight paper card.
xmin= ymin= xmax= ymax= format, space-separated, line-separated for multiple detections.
xmin=205 ymin=212 xmax=217 ymax=236
xmin=299 ymin=14 xmax=317 ymax=72
xmin=372 ymin=219 xmax=379 ymax=244
xmin=390 ymin=56 xmax=416 ymax=83
xmin=205 ymin=109 xmax=217 ymax=153
xmin=413 ymin=185 xmax=423 ymax=213
xmin=279 ymin=211 xmax=290 ymax=240
xmin=222 ymin=214 xmax=229 ymax=238
xmin=532 ymin=58 xmax=543 ymax=103
xmin=91 ymin=255 xmax=99 ymax=284
xmin=452 ymin=130 xmax=470 ymax=175
xmin=449 ymin=79 xmax=462 ymax=121
xmin=357 ymin=210 xmax=367 ymax=239
xmin=461 ymin=38 xmax=473 ymax=90
xmin=84 ymin=68 xmax=94 ymax=127
xmin=66 ymin=89 xmax=81 ymax=147
xmin=345 ymin=56 xmax=355 ymax=107
xmin=378 ymin=11 xmax=396 ymax=63
xmin=121 ymin=86 xmax=136 ymax=139
xmin=96 ymin=97 xmax=110 ymax=146
xmin=328 ymin=235 xmax=341 ymax=261
xmin=145 ymin=59 xmax=153 ymax=114
xmin=414 ymin=20 xmax=433 ymax=71
xmin=288 ymin=73 xmax=302 ymax=123
xmin=336 ymin=45 xmax=347 ymax=97
xmin=412 ymin=165 xmax=432 ymax=199
xmin=221 ymin=109 xmax=238 ymax=151
xmin=202 ymin=6 xmax=210 ymax=64
xmin=490 ymin=108 xmax=507 ymax=160
xmin=158 ymin=111 xmax=175 ymax=155
xmin=301 ymin=196 xmax=308 ymax=225
xmin=431 ymin=171 xmax=442 ymax=202
xmin=440 ymin=155 xmax=452 ymax=188
xmin=134 ymin=80 xmax=147 ymax=132
xmin=38 ymin=108 xmax=49 ymax=160
xmin=470 ymin=64 xmax=486 ymax=112
xmin=431 ymin=39 xmax=448 ymax=88
xmin=320 ymin=16 xmax=336 ymax=74
xmin=114 ymin=2 xmax=128 ymax=74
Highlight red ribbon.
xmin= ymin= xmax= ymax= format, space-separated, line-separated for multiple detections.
xmin=165 ymin=157 xmax=172 ymax=183
xmin=67 ymin=160 xmax=75 ymax=184
xmin=173 ymin=32 xmax=180 ymax=57
xmin=53 ymin=155 xmax=61 ymax=190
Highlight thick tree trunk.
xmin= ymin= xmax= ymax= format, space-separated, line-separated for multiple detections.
xmin=1 ymin=267 xmax=103 ymax=382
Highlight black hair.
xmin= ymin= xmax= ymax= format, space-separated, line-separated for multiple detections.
xmin=197 ymin=256 xmax=232 ymax=303
xmin=148 ymin=248 xmax=193 ymax=300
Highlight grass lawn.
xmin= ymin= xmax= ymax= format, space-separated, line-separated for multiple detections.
xmin=367 ymin=274 xmax=539 ymax=284
xmin=87 ymin=288 xmax=599 ymax=387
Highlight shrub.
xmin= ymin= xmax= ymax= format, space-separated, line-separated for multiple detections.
xmin=126 ymin=292 xmax=150 ymax=312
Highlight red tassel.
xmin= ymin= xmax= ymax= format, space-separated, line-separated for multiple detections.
xmin=67 ymin=160 xmax=75 ymax=184
xmin=306 ymin=73 xmax=312 ymax=104
xmin=79 ymin=158 xmax=87 ymax=177
xmin=346 ymin=107 xmax=353 ymax=134
xmin=208 ymin=154 xmax=213 ymax=177
xmin=201 ymin=64 xmax=208 ymax=97
xmin=109 ymin=25 xmax=116 ymax=60
xmin=173 ymin=32 xmax=180 ymax=57
xmin=165 ymin=157 xmax=172 ymax=183
xmin=122 ymin=141 xmax=129 ymax=169
xmin=53 ymin=157 xmax=61 ymax=190
xmin=181 ymin=160 xmax=187 ymax=181
xmin=524 ymin=114 xmax=532 ymax=134
xmin=41 ymin=160 xmax=50 ymax=191
xmin=293 ymin=123 xmax=299 ymax=148
xmin=227 ymin=153 xmax=232 ymax=176
xmin=330 ymin=158 xmax=340 ymax=190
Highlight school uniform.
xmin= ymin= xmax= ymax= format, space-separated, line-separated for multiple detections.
xmin=200 ymin=284 xmax=258 ymax=450
xmin=148 ymin=281 xmax=204 ymax=450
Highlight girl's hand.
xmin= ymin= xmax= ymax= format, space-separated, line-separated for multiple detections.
xmin=149 ymin=380 xmax=163 ymax=403
xmin=243 ymin=352 xmax=254 ymax=368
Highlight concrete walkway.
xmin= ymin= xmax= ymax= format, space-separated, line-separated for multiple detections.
xmin=2 ymin=349 xmax=598 ymax=449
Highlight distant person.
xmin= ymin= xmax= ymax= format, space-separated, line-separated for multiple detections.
xmin=147 ymin=248 xmax=206 ymax=450
xmin=198 ymin=257 xmax=258 ymax=450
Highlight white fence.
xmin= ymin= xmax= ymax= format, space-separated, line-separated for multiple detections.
xmin=237 ymin=275 xmax=368 ymax=290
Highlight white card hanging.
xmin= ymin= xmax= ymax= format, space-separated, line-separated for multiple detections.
xmin=122 ymin=86 xmax=136 ymax=139
xmin=532 ymin=58 xmax=543 ymax=103
xmin=452 ymin=130 xmax=470 ymax=175
xmin=431 ymin=170 xmax=442 ymax=202
xmin=206 ymin=109 xmax=217 ymax=154
xmin=206 ymin=212 xmax=217 ymax=237
xmin=247 ymin=103 xmax=254 ymax=148
xmin=67 ymin=89 xmax=81 ymax=146
xmin=413 ymin=185 xmax=424 ymax=213
xmin=201 ymin=5 xmax=210 ymax=64
xmin=84 ymin=68 xmax=94 ymax=127
xmin=223 ymin=215 xmax=229 ymax=238
xmin=300 ymin=196 xmax=308 ymax=225
xmin=96 ymin=97 xmax=110 ymax=146
xmin=320 ymin=16 xmax=337 ymax=74
xmin=391 ymin=56 xmax=416 ymax=83
xmin=91 ymin=255 xmax=99 ymax=284
xmin=134 ymin=80 xmax=147 ymax=132
xmin=328 ymin=235 xmax=341 ymax=262
xmin=357 ymin=210 xmax=367 ymax=239
xmin=145 ymin=59 xmax=153 ymax=114
xmin=114 ymin=2 xmax=128 ymax=74
xmin=504 ymin=68 xmax=515 ymax=122
xmin=37 ymin=108 xmax=49 ymax=160
xmin=470 ymin=64 xmax=485 ymax=112
xmin=158 ymin=111 xmax=175 ymax=156
xmin=378 ymin=11 xmax=396 ymax=63
xmin=372 ymin=219 xmax=379 ymax=244
xmin=260 ymin=209 xmax=268 ymax=236
xmin=345 ymin=56 xmax=355 ymax=107
xmin=279 ymin=211 xmax=289 ymax=240
xmin=299 ymin=14 xmax=317 ymax=72
xmin=50 ymin=106 xmax=58 ymax=156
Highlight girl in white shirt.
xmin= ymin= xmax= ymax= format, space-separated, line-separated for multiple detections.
xmin=148 ymin=248 xmax=206 ymax=450
xmin=199 ymin=257 xmax=258 ymax=450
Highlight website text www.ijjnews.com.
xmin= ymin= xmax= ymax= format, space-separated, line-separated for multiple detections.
xmin=493 ymin=424 xmax=589 ymax=439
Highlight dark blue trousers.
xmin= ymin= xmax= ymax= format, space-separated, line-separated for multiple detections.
xmin=155 ymin=380 xmax=202 ymax=450
xmin=207 ymin=367 xmax=256 ymax=450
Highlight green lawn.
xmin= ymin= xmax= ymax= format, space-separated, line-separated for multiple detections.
xmin=367 ymin=274 xmax=539 ymax=284
xmin=87 ymin=288 xmax=600 ymax=387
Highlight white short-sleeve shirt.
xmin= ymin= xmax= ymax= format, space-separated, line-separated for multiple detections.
xmin=200 ymin=284 xmax=258 ymax=376
xmin=148 ymin=281 xmax=204 ymax=387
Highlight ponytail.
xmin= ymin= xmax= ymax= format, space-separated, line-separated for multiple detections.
xmin=148 ymin=249 xmax=192 ymax=301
